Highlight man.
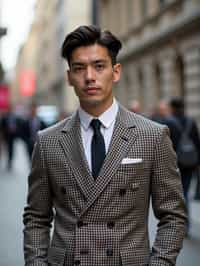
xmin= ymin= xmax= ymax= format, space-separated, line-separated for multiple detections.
xmin=23 ymin=25 xmax=187 ymax=266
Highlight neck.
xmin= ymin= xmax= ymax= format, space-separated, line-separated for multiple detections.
xmin=80 ymin=99 xmax=114 ymax=117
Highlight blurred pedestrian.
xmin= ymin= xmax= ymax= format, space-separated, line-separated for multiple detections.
xmin=1 ymin=105 xmax=20 ymax=170
xmin=57 ymin=110 xmax=70 ymax=121
xmin=169 ymin=97 xmax=200 ymax=230
xmin=151 ymin=99 xmax=171 ymax=124
xmin=21 ymin=103 xmax=46 ymax=162
xmin=129 ymin=99 xmax=142 ymax=114
xmin=23 ymin=25 xmax=187 ymax=266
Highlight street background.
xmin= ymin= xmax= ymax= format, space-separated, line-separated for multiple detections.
xmin=1 ymin=1 xmax=200 ymax=265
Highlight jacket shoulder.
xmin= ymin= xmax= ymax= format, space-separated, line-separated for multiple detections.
xmin=38 ymin=116 xmax=72 ymax=138
xmin=121 ymin=106 xmax=167 ymax=132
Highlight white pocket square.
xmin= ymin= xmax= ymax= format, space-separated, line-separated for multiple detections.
xmin=121 ymin=158 xmax=143 ymax=164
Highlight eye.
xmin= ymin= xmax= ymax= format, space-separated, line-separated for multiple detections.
xmin=72 ymin=65 xmax=85 ymax=73
xmin=95 ymin=64 xmax=105 ymax=71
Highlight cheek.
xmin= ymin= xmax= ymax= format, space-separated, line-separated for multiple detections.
xmin=69 ymin=76 xmax=83 ymax=87
xmin=103 ymin=74 xmax=114 ymax=88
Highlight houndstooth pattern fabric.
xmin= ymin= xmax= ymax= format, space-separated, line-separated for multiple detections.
xmin=23 ymin=105 xmax=187 ymax=266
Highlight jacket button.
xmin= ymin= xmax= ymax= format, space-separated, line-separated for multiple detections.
xmin=119 ymin=188 xmax=126 ymax=196
xmin=74 ymin=259 xmax=81 ymax=265
xmin=61 ymin=186 xmax=66 ymax=194
xmin=77 ymin=220 xmax=84 ymax=228
xmin=106 ymin=248 xmax=113 ymax=257
xmin=77 ymin=220 xmax=88 ymax=228
xmin=107 ymin=221 xmax=115 ymax=228
xmin=80 ymin=249 xmax=89 ymax=255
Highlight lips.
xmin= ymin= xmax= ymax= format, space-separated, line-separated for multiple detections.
xmin=85 ymin=87 xmax=99 ymax=94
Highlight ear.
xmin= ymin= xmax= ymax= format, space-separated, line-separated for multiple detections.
xmin=67 ymin=70 xmax=73 ymax=86
xmin=113 ymin=63 xmax=121 ymax=83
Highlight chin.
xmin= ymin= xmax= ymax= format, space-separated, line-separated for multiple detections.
xmin=83 ymin=98 xmax=102 ymax=106
xmin=80 ymin=99 xmax=102 ymax=111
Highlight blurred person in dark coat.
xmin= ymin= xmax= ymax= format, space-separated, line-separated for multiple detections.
xmin=151 ymin=99 xmax=171 ymax=124
xmin=21 ymin=103 xmax=46 ymax=162
xmin=129 ymin=100 xmax=142 ymax=114
xmin=1 ymin=105 xmax=20 ymax=170
xmin=168 ymin=98 xmax=200 ymax=230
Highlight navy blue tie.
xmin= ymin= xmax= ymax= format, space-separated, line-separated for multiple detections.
xmin=90 ymin=119 xmax=106 ymax=179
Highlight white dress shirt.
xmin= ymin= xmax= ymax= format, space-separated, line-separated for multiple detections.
xmin=78 ymin=99 xmax=119 ymax=171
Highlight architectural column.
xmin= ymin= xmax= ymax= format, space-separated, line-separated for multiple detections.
xmin=126 ymin=64 xmax=140 ymax=107
xmin=148 ymin=0 xmax=159 ymax=17
xmin=183 ymin=47 xmax=200 ymax=125
xmin=142 ymin=58 xmax=158 ymax=114
xmin=132 ymin=0 xmax=142 ymax=27
xmin=115 ymin=62 xmax=131 ymax=107
xmin=158 ymin=49 xmax=180 ymax=98
xmin=115 ymin=77 xmax=126 ymax=107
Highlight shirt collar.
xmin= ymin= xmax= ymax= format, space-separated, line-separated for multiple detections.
xmin=78 ymin=98 xmax=119 ymax=130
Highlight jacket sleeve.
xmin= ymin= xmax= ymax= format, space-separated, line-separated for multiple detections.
xmin=23 ymin=134 xmax=54 ymax=266
xmin=149 ymin=126 xmax=188 ymax=266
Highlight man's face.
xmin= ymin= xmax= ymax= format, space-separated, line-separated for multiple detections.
xmin=67 ymin=44 xmax=121 ymax=116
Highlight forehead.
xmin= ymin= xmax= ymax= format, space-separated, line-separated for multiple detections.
xmin=70 ymin=44 xmax=111 ymax=63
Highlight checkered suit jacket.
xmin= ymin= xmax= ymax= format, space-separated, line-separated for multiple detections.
xmin=23 ymin=105 xmax=187 ymax=266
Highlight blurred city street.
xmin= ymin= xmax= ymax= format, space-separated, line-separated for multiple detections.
xmin=0 ymin=140 xmax=29 ymax=266
xmin=0 ymin=140 xmax=200 ymax=266
xmin=1 ymin=0 xmax=200 ymax=265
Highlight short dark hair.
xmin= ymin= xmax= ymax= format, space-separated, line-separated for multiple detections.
xmin=169 ymin=97 xmax=185 ymax=115
xmin=170 ymin=98 xmax=184 ymax=110
xmin=61 ymin=25 xmax=122 ymax=66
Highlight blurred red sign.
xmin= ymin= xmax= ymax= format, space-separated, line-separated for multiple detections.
xmin=19 ymin=70 xmax=36 ymax=96
xmin=0 ymin=84 xmax=9 ymax=110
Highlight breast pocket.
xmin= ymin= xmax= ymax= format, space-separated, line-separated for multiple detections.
xmin=115 ymin=162 xmax=150 ymax=209
xmin=117 ymin=162 xmax=149 ymax=180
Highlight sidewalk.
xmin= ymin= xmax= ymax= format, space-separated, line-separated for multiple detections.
xmin=190 ymin=199 xmax=200 ymax=238
xmin=191 ymin=200 xmax=200 ymax=224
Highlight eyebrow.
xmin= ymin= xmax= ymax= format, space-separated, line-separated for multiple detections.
xmin=71 ymin=59 xmax=108 ymax=66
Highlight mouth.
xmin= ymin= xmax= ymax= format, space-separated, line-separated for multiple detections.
xmin=84 ymin=87 xmax=100 ymax=95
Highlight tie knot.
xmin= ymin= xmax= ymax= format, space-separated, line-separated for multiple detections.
xmin=90 ymin=119 xmax=101 ymax=131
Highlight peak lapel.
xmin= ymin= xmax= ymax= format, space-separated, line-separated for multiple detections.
xmin=59 ymin=113 xmax=94 ymax=200
xmin=80 ymin=106 xmax=138 ymax=215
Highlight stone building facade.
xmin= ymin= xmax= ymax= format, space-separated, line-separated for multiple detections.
xmin=97 ymin=0 xmax=200 ymax=125
xmin=13 ymin=0 xmax=92 ymax=113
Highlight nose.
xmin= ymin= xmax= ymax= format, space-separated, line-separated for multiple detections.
xmin=85 ymin=66 xmax=95 ymax=82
